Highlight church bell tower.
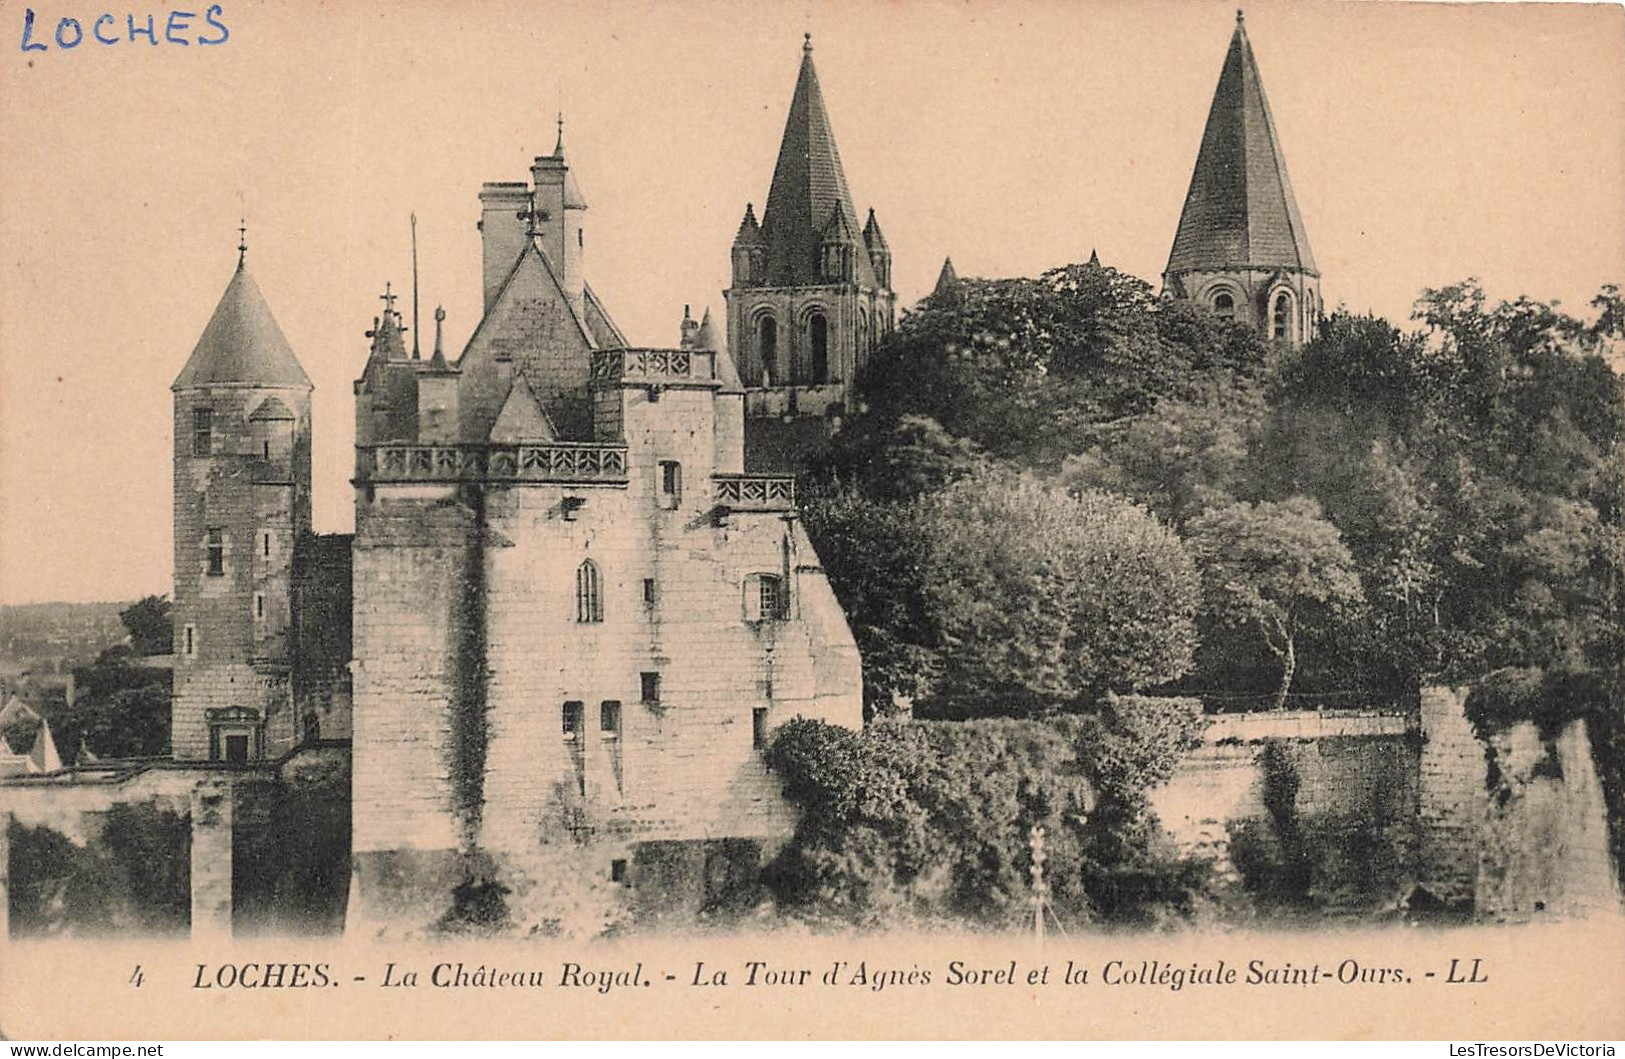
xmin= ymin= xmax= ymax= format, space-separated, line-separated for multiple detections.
xmin=725 ymin=35 xmax=896 ymax=470
xmin=1164 ymin=11 xmax=1321 ymax=346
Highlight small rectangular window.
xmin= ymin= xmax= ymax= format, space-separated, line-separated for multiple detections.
xmin=224 ymin=734 xmax=250 ymax=764
xmin=262 ymin=439 xmax=271 ymax=460
xmin=253 ymin=593 xmax=266 ymax=621
xmin=183 ymin=624 xmax=196 ymax=657
xmin=610 ymin=858 xmax=627 ymax=884
xmin=600 ymin=700 xmax=622 ymax=736
xmin=562 ymin=701 xmax=584 ymax=740
xmin=642 ymin=578 xmax=656 ymax=606
xmin=745 ymin=573 xmax=788 ymax=621
xmin=659 ymin=461 xmax=682 ymax=509
xmin=205 ymin=528 xmax=225 ymax=577
xmin=261 ymin=531 xmax=272 ymax=559
xmin=192 ymin=407 xmax=213 ymax=456
xmin=640 ymin=672 xmax=660 ymax=705
xmin=753 ymin=707 xmax=770 ymax=750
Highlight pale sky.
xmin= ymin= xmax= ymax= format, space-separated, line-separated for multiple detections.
xmin=1 ymin=0 xmax=1621 ymax=604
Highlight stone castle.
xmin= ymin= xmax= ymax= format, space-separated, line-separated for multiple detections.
xmin=33 ymin=17 xmax=1603 ymax=938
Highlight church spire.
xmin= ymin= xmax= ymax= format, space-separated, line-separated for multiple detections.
xmin=1165 ymin=10 xmax=1316 ymax=277
xmin=757 ymin=33 xmax=875 ymax=288
xmin=1163 ymin=12 xmax=1321 ymax=346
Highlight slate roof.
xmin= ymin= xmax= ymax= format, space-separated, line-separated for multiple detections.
xmin=1166 ymin=13 xmax=1316 ymax=277
xmin=173 ymin=264 xmax=313 ymax=390
xmin=758 ymin=38 xmax=878 ymax=289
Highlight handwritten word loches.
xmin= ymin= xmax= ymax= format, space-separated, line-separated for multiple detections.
xmin=19 ymin=6 xmax=228 ymax=52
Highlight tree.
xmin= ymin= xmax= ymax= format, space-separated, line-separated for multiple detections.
xmin=764 ymin=704 xmax=1209 ymax=929
xmin=118 ymin=596 xmax=172 ymax=657
xmin=1186 ymin=498 xmax=1365 ymax=709
xmin=799 ymin=483 xmax=941 ymax=713
xmin=852 ymin=258 xmax=1270 ymax=469
xmin=1058 ymin=378 xmax=1266 ymax=526
xmin=917 ymin=471 xmax=1199 ymax=716
xmin=60 ymin=646 xmax=170 ymax=759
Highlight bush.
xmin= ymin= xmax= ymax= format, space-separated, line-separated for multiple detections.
xmin=764 ymin=701 xmax=1209 ymax=929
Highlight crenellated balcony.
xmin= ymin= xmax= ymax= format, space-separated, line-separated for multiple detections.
xmin=590 ymin=348 xmax=717 ymax=386
xmin=713 ymin=474 xmax=796 ymax=511
xmin=362 ymin=442 xmax=630 ymax=484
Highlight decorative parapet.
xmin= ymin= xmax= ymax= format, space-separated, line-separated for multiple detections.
xmin=362 ymin=443 xmax=629 ymax=484
xmin=590 ymin=348 xmax=717 ymax=387
xmin=714 ymin=474 xmax=796 ymax=511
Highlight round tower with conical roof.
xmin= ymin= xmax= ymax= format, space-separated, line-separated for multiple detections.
xmin=170 ymin=249 xmax=313 ymax=762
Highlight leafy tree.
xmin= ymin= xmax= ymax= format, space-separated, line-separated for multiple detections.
xmin=60 ymin=646 xmax=170 ymax=759
xmin=798 ymin=483 xmax=941 ymax=713
xmin=118 ymin=596 xmax=172 ymax=657
xmin=917 ymin=471 xmax=1199 ymax=716
xmin=1186 ymin=498 xmax=1365 ymax=709
xmin=1058 ymin=378 xmax=1266 ymax=525
xmin=764 ymin=701 xmax=1208 ymax=929
xmin=852 ymin=259 xmax=1269 ymax=469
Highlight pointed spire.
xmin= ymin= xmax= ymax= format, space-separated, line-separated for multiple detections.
xmin=29 ymin=717 xmax=61 ymax=774
xmin=554 ymin=111 xmax=565 ymax=157
xmin=364 ymin=282 xmax=408 ymax=361
xmin=733 ymin=203 xmax=764 ymax=247
xmin=1166 ymin=12 xmax=1316 ymax=277
xmin=697 ymin=308 xmax=744 ymax=394
xmin=173 ymin=261 xmax=313 ymax=390
xmin=426 ymin=305 xmax=452 ymax=370
xmin=757 ymin=35 xmax=877 ymax=287
xmin=679 ymin=304 xmax=701 ymax=349
xmin=1088 ymin=248 xmax=1101 ymax=266
xmin=934 ymin=256 xmax=959 ymax=295
xmin=861 ymin=207 xmax=889 ymax=252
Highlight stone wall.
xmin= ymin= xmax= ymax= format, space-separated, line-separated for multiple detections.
xmin=1154 ymin=691 xmax=1623 ymax=920
xmin=1152 ymin=709 xmax=1420 ymax=880
xmin=3 ymin=747 xmax=346 ymax=938
xmin=1415 ymin=685 xmax=1486 ymax=906
xmin=1476 ymin=718 xmax=1622 ymax=920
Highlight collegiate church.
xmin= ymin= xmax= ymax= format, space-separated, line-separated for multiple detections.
xmin=7 ymin=14 xmax=1324 ymax=932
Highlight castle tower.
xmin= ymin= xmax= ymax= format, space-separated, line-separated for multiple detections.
xmin=1164 ymin=11 xmax=1320 ymax=346
xmin=170 ymin=246 xmax=313 ymax=762
xmin=726 ymin=34 xmax=895 ymax=470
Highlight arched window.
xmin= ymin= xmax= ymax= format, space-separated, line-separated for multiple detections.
xmin=808 ymin=312 xmax=829 ymax=384
xmin=857 ymin=313 xmax=869 ymax=363
xmin=1272 ymin=293 xmax=1292 ymax=340
xmin=576 ymin=559 xmax=603 ymax=623
xmin=757 ymin=315 xmax=778 ymax=385
xmin=1213 ymin=291 xmax=1235 ymax=322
